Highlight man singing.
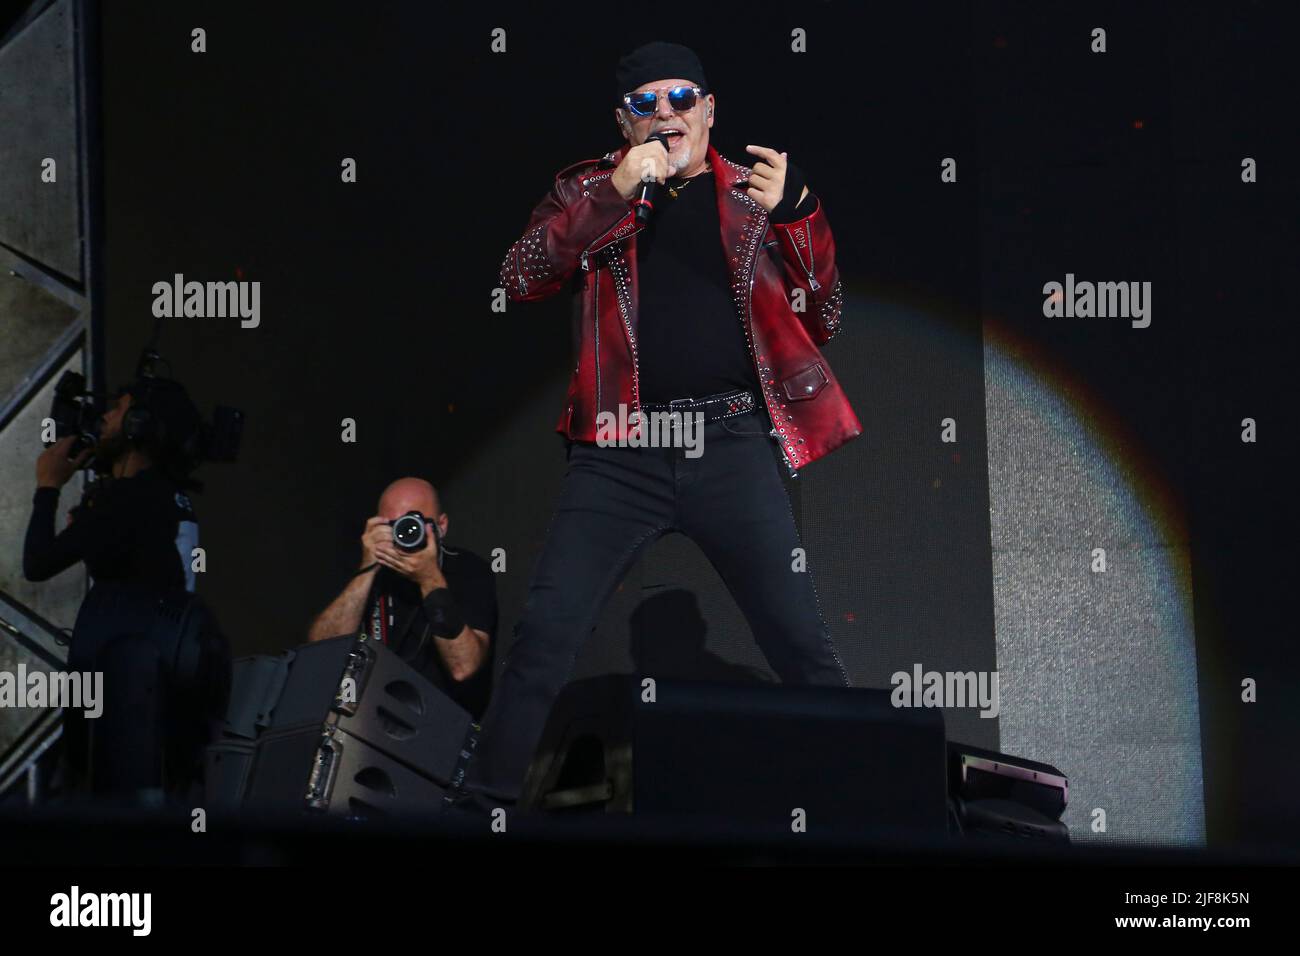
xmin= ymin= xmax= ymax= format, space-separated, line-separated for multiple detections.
xmin=458 ymin=41 xmax=862 ymax=808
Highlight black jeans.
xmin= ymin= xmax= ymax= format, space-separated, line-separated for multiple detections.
xmin=462 ymin=408 xmax=851 ymax=803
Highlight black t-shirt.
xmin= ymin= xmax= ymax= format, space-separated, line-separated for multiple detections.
xmin=24 ymin=467 xmax=189 ymax=590
xmin=361 ymin=547 xmax=498 ymax=721
xmin=634 ymin=169 xmax=761 ymax=404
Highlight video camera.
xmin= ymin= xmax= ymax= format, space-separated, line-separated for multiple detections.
xmin=48 ymin=348 xmax=245 ymax=486
xmin=49 ymin=369 xmax=105 ymax=460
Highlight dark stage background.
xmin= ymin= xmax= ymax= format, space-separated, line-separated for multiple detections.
xmin=84 ymin=1 xmax=1299 ymax=848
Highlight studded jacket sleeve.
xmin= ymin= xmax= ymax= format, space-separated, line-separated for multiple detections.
xmin=768 ymin=200 xmax=844 ymax=346
xmin=498 ymin=172 xmax=633 ymax=302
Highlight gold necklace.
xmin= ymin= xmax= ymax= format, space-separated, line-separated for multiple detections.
xmin=667 ymin=168 xmax=711 ymax=199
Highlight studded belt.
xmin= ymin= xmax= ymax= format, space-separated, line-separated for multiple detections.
xmin=639 ymin=389 xmax=758 ymax=425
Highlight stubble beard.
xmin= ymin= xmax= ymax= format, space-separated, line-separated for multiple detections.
xmin=671 ymin=144 xmax=692 ymax=176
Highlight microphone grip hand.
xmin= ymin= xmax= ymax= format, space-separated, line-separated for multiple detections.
xmin=612 ymin=134 xmax=672 ymax=202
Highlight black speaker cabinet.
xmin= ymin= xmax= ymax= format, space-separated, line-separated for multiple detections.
xmin=521 ymin=675 xmax=949 ymax=834
xmin=946 ymin=741 xmax=1069 ymax=842
xmin=204 ymin=738 xmax=256 ymax=809
xmin=263 ymin=636 xmax=357 ymax=731
xmin=244 ymin=722 xmax=449 ymax=819
xmin=957 ymin=797 xmax=1070 ymax=842
xmin=222 ymin=654 xmax=293 ymax=740
xmin=947 ymin=741 xmax=1068 ymax=820
xmin=209 ymin=636 xmax=476 ymax=813
xmin=262 ymin=636 xmax=474 ymax=785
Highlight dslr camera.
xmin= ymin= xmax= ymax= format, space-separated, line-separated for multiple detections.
xmin=389 ymin=511 xmax=445 ymax=566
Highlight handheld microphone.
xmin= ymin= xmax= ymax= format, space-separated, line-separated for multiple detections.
xmin=633 ymin=131 xmax=672 ymax=226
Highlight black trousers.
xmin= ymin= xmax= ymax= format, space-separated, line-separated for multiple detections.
xmin=462 ymin=408 xmax=851 ymax=803
xmin=61 ymin=583 xmax=229 ymax=801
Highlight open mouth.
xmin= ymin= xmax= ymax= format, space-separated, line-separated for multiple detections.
xmin=655 ymin=128 xmax=686 ymax=144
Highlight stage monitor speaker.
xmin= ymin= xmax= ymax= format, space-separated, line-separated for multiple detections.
xmin=955 ymin=797 xmax=1070 ymax=842
xmin=268 ymin=636 xmax=475 ymax=787
xmin=244 ymin=722 xmax=449 ymax=819
xmin=210 ymin=636 xmax=476 ymax=812
xmin=222 ymin=654 xmax=293 ymax=740
xmin=947 ymin=741 xmax=1068 ymax=820
xmin=262 ymin=636 xmax=358 ymax=731
xmin=204 ymin=738 xmax=256 ymax=809
xmin=521 ymin=676 xmax=949 ymax=834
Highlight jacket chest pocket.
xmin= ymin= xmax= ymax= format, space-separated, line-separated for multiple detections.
xmin=781 ymin=362 xmax=828 ymax=401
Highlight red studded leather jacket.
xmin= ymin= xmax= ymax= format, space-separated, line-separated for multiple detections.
xmin=498 ymin=142 xmax=862 ymax=474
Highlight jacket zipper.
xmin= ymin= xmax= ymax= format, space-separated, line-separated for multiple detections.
xmin=745 ymin=225 xmax=798 ymax=478
xmin=786 ymin=230 xmax=820 ymax=292
xmin=516 ymin=246 xmax=528 ymax=296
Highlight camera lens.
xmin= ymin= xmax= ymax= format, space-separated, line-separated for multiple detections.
xmin=391 ymin=514 xmax=426 ymax=552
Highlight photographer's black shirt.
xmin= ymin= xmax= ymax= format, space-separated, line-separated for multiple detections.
xmin=24 ymin=468 xmax=189 ymax=590
xmin=361 ymin=548 xmax=497 ymax=720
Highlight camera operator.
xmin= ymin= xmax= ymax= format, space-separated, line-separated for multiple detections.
xmin=308 ymin=478 xmax=498 ymax=721
xmin=24 ymin=382 xmax=199 ymax=589
xmin=23 ymin=377 xmax=222 ymax=800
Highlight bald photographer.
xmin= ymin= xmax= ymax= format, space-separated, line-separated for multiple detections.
xmin=308 ymin=478 xmax=498 ymax=721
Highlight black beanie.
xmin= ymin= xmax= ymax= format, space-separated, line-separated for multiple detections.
xmin=615 ymin=41 xmax=708 ymax=105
